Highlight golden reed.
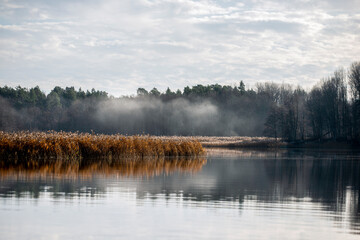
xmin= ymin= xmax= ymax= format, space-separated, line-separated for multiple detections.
xmin=0 ymin=131 xmax=205 ymax=168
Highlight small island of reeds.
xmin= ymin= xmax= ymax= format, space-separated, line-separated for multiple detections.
xmin=0 ymin=131 xmax=205 ymax=169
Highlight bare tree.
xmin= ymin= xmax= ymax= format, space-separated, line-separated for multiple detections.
xmin=349 ymin=62 xmax=360 ymax=141
xmin=307 ymin=88 xmax=325 ymax=140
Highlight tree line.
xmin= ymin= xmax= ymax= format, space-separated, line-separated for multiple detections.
xmin=263 ymin=62 xmax=360 ymax=143
xmin=0 ymin=61 xmax=359 ymax=143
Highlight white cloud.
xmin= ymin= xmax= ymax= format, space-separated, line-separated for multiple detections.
xmin=0 ymin=0 xmax=359 ymax=96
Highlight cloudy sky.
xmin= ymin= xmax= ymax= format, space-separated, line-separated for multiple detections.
xmin=1 ymin=0 xmax=360 ymax=96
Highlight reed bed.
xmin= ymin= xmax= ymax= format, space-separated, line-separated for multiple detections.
xmin=0 ymin=131 xmax=205 ymax=168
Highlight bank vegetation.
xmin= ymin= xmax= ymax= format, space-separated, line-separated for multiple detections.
xmin=0 ymin=131 xmax=204 ymax=169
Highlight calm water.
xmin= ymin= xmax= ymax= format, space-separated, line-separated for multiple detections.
xmin=1 ymin=149 xmax=360 ymax=240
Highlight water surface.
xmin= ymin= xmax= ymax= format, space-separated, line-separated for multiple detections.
xmin=0 ymin=149 xmax=359 ymax=239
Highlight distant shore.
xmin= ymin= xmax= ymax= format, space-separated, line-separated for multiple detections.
xmin=194 ymin=136 xmax=285 ymax=148
xmin=182 ymin=136 xmax=359 ymax=150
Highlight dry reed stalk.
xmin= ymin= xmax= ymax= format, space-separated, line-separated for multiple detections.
xmin=0 ymin=131 xmax=205 ymax=167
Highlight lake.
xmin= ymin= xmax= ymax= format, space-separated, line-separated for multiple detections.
xmin=1 ymin=149 xmax=359 ymax=239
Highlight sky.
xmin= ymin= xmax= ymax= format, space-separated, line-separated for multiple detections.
xmin=1 ymin=0 xmax=360 ymax=96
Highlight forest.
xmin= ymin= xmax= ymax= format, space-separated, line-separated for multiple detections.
xmin=0 ymin=61 xmax=359 ymax=143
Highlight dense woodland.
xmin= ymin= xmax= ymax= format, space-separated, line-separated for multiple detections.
xmin=0 ymin=61 xmax=359 ymax=143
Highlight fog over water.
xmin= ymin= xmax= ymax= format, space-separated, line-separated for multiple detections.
xmin=94 ymin=97 xmax=259 ymax=136
xmin=0 ymin=95 xmax=267 ymax=136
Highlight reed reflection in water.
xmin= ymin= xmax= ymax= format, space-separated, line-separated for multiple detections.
xmin=0 ymin=156 xmax=206 ymax=178
xmin=0 ymin=156 xmax=206 ymax=201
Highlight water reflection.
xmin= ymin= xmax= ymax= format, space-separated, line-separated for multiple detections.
xmin=0 ymin=157 xmax=206 ymax=199
xmin=0 ymin=156 xmax=206 ymax=178
xmin=1 ymin=149 xmax=360 ymax=238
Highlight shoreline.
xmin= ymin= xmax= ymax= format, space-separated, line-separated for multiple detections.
xmin=191 ymin=136 xmax=359 ymax=150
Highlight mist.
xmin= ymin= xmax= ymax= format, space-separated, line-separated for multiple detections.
xmin=0 ymin=94 xmax=266 ymax=136
xmin=93 ymin=97 xmax=263 ymax=136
